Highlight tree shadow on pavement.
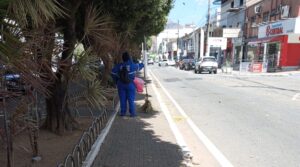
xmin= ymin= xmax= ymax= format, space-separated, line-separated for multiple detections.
xmin=92 ymin=110 xmax=185 ymax=167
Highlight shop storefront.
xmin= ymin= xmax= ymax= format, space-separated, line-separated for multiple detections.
xmin=232 ymin=38 xmax=243 ymax=70
xmin=246 ymin=17 xmax=300 ymax=72
xmin=207 ymin=37 xmax=227 ymax=67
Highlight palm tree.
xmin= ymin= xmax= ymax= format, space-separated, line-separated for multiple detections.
xmin=1 ymin=1 xmax=120 ymax=165
xmin=1 ymin=0 xmax=117 ymax=153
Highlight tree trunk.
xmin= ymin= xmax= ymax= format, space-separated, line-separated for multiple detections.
xmin=45 ymin=81 xmax=78 ymax=133
xmin=44 ymin=0 xmax=82 ymax=134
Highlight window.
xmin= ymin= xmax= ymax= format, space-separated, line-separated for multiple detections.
xmin=231 ymin=1 xmax=234 ymax=8
xmin=263 ymin=12 xmax=270 ymax=22
xmin=251 ymin=16 xmax=256 ymax=26
xmin=240 ymin=0 xmax=244 ymax=6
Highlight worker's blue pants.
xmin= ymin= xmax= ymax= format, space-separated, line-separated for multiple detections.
xmin=117 ymin=82 xmax=136 ymax=116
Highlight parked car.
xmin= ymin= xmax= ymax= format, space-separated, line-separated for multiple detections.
xmin=167 ymin=60 xmax=176 ymax=66
xmin=194 ymin=56 xmax=218 ymax=74
xmin=158 ymin=59 xmax=168 ymax=66
xmin=179 ymin=58 xmax=195 ymax=70
xmin=1 ymin=65 xmax=26 ymax=94
xmin=147 ymin=58 xmax=154 ymax=65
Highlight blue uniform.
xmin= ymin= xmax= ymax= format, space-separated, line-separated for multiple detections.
xmin=111 ymin=60 xmax=144 ymax=116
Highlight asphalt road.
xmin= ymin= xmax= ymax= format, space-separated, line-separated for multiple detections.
xmin=149 ymin=64 xmax=300 ymax=167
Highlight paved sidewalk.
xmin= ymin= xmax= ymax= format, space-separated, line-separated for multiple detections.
xmin=92 ymin=79 xmax=185 ymax=167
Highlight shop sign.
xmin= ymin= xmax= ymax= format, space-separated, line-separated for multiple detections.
xmin=258 ymin=18 xmax=300 ymax=38
xmin=287 ymin=34 xmax=300 ymax=43
xmin=251 ymin=63 xmax=263 ymax=73
xmin=208 ymin=37 xmax=227 ymax=50
xmin=223 ymin=28 xmax=241 ymax=38
xmin=266 ymin=24 xmax=283 ymax=37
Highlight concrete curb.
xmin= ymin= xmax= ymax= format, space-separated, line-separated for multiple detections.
xmin=220 ymin=72 xmax=300 ymax=77
xmin=82 ymin=102 xmax=120 ymax=167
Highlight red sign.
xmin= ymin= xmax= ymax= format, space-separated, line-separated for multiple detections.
xmin=266 ymin=25 xmax=283 ymax=37
xmin=252 ymin=63 xmax=263 ymax=73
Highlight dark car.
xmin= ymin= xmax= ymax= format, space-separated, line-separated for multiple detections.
xmin=1 ymin=65 xmax=25 ymax=94
xmin=179 ymin=58 xmax=195 ymax=70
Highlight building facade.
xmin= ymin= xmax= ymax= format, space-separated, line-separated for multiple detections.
xmin=219 ymin=0 xmax=246 ymax=69
xmin=245 ymin=0 xmax=300 ymax=72
xmin=156 ymin=21 xmax=195 ymax=60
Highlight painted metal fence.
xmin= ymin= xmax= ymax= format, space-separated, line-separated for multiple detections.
xmin=57 ymin=96 xmax=117 ymax=167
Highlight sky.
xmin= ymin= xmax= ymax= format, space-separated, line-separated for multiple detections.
xmin=168 ymin=0 xmax=219 ymax=27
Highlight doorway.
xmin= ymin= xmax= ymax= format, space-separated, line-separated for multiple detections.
xmin=266 ymin=42 xmax=281 ymax=72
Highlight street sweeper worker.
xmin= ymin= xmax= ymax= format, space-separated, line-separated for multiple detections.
xmin=111 ymin=52 xmax=144 ymax=117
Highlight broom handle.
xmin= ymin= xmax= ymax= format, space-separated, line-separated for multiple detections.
xmin=144 ymin=64 xmax=149 ymax=98
xmin=143 ymin=38 xmax=149 ymax=98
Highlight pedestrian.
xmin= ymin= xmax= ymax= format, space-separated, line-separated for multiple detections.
xmin=111 ymin=52 xmax=144 ymax=117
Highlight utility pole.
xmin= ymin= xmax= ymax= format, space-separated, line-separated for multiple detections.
xmin=143 ymin=36 xmax=148 ymax=79
xmin=205 ymin=0 xmax=211 ymax=57
xmin=177 ymin=19 xmax=180 ymax=60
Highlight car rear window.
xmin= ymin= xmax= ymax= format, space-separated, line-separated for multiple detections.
xmin=203 ymin=58 xmax=216 ymax=62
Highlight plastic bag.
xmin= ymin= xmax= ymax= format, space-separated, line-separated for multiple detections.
xmin=133 ymin=77 xmax=144 ymax=93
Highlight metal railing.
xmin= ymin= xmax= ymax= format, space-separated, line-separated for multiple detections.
xmin=57 ymin=95 xmax=117 ymax=167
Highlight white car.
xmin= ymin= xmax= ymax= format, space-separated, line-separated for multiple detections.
xmin=194 ymin=57 xmax=218 ymax=74
xmin=147 ymin=58 xmax=154 ymax=65
xmin=167 ymin=60 xmax=176 ymax=66
xmin=158 ymin=59 xmax=168 ymax=66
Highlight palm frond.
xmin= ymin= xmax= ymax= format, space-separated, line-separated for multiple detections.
xmin=0 ymin=27 xmax=60 ymax=96
xmin=71 ymin=47 xmax=99 ymax=81
xmin=84 ymin=4 xmax=113 ymax=45
xmin=68 ymin=80 xmax=116 ymax=110
xmin=8 ymin=0 xmax=66 ymax=28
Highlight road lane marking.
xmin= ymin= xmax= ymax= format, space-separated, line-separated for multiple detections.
xmin=150 ymin=70 xmax=234 ymax=167
xmin=292 ymin=93 xmax=300 ymax=101
xmin=148 ymin=74 xmax=193 ymax=162
xmin=173 ymin=116 xmax=186 ymax=122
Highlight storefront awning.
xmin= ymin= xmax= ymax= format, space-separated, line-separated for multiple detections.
xmin=246 ymin=35 xmax=285 ymax=45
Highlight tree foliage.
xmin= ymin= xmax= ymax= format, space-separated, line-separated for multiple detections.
xmin=101 ymin=0 xmax=173 ymax=44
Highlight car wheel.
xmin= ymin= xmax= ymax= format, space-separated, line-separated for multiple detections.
xmin=214 ymin=70 xmax=217 ymax=74
xmin=209 ymin=71 xmax=212 ymax=74
xmin=194 ymin=69 xmax=197 ymax=73
xmin=199 ymin=69 xmax=202 ymax=74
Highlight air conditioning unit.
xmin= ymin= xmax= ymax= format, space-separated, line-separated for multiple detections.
xmin=254 ymin=5 xmax=261 ymax=14
xmin=281 ymin=5 xmax=290 ymax=18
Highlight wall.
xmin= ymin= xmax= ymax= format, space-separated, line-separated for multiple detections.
xmin=221 ymin=0 xmax=246 ymax=28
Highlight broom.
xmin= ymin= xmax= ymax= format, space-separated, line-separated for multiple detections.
xmin=141 ymin=77 xmax=152 ymax=113
xmin=141 ymin=39 xmax=153 ymax=113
